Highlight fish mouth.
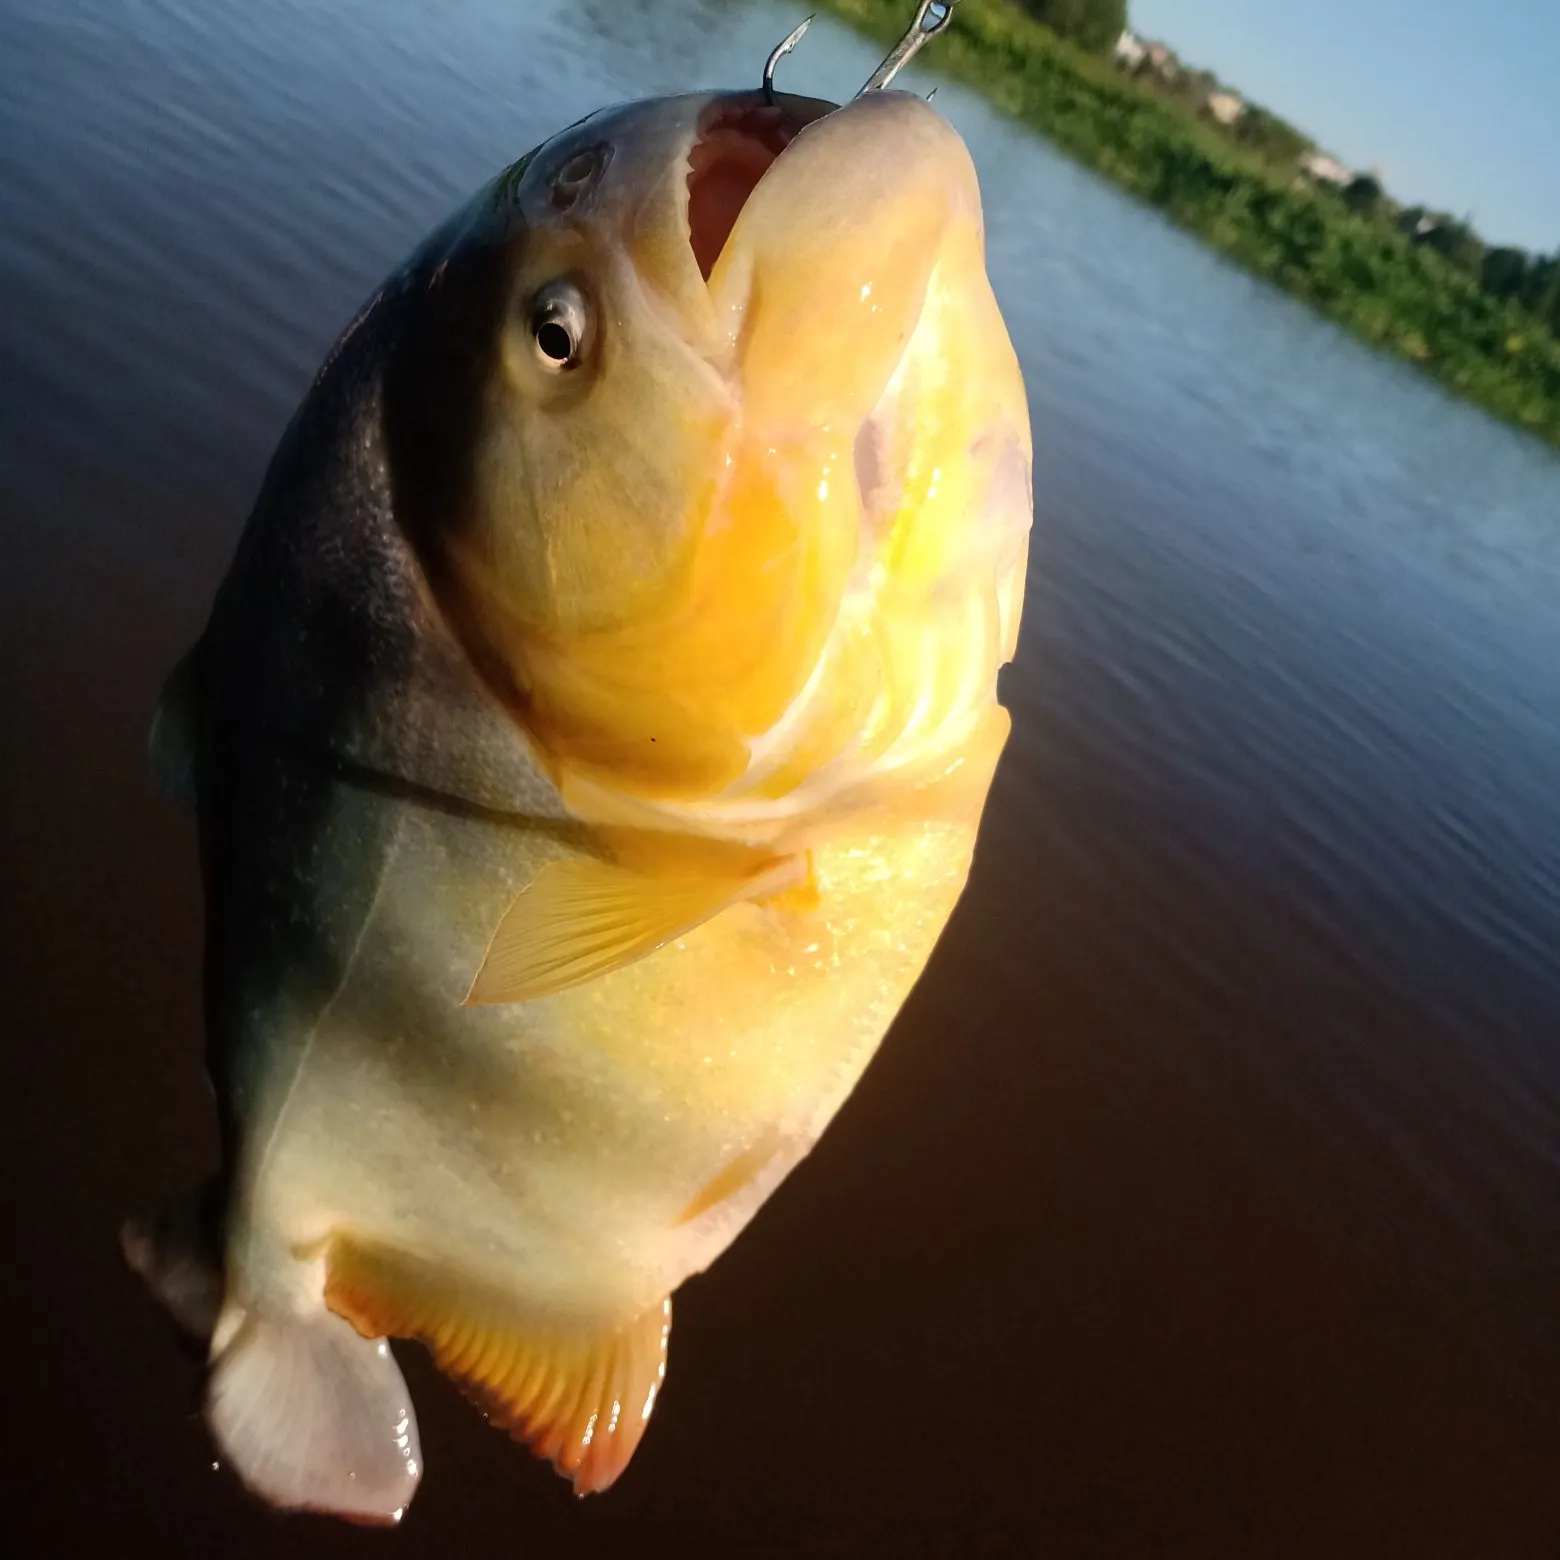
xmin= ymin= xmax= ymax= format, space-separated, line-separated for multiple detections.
xmin=685 ymin=95 xmax=834 ymax=282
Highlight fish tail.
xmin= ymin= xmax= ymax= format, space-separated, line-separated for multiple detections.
xmin=126 ymin=1189 xmax=424 ymax=1521
xmin=202 ymin=1282 xmax=423 ymax=1526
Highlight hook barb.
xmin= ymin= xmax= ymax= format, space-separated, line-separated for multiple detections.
xmin=762 ymin=15 xmax=815 ymax=106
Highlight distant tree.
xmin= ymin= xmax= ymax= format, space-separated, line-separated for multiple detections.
xmin=1342 ymin=174 xmax=1383 ymax=216
xmin=1519 ymin=254 xmax=1560 ymax=329
xmin=1420 ymin=215 xmax=1484 ymax=277
xmin=1013 ymin=0 xmax=1128 ymax=55
xmin=1481 ymin=246 xmax=1530 ymax=301
xmin=1179 ymin=68 xmax=1219 ymax=105
xmin=1519 ymin=255 xmax=1556 ymax=308
xmin=1232 ymin=104 xmax=1310 ymax=164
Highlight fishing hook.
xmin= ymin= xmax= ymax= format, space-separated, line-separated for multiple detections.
xmin=859 ymin=0 xmax=961 ymax=96
xmin=762 ymin=15 xmax=814 ymax=106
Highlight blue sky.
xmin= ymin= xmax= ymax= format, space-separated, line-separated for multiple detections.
xmin=1129 ymin=0 xmax=1560 ymax=255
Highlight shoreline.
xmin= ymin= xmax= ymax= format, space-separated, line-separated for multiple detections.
xmin=821 ymin=0 xmax=1560 ymax=452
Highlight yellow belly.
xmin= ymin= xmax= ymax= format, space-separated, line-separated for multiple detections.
xmin=245 ymin=782 xmax=979 ymax=1324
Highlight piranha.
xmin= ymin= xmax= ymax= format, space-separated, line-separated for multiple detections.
xmin=123 ymin=64 xmax=1031 ymax=1526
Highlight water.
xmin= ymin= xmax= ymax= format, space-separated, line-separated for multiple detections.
xmin=3 ymin=0 xmax=1559 ymax=1552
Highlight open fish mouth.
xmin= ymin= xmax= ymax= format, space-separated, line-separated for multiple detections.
xmin=685 ymin=95 xmax=834 ymax=281
xmin=683 ymin=0 xmax=965 ymax=280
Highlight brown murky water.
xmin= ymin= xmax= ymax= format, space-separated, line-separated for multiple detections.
xmin=4 ymin=1 xmax=1560 ymax=1553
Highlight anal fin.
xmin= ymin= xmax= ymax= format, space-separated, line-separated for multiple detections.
xmin=325 ymin=1235 xmax=671 ymax=1495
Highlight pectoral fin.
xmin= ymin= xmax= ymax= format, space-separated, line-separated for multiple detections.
xmin=325 ymin=1235 xmax=670 ymax=1495
xmin=465 ymin=852 xmax=808 ymax=1006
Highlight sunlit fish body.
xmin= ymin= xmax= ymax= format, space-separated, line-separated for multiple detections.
xmin=125 ymin=85 xmax=1032 ymax=1524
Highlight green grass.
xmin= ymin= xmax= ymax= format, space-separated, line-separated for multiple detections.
xmin=818 ymin=0 xmax=1560 ymax=448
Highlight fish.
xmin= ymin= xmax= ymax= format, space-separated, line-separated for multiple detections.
xmin=124 ymin=75 xmax=1032 ymax=1526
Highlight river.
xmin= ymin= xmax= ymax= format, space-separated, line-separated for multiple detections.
xmin=2 ymin=0 xmax=1558 ymax=1553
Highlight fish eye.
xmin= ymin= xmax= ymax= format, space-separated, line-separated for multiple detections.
xmin=529 ymin=280 xmax=592 ymax=372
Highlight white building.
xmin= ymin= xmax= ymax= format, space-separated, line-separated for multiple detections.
xmin=1206 ymin=91 xmax=1245 ymax=126
xmin=1300 ymin=152 xmax=1353 ymax=187
xmin=1113 ymin=29 xmax=1147 ymax=71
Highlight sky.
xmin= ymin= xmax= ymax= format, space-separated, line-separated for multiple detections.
xmin=1129 ymin=0 xmax=1560 ymax=255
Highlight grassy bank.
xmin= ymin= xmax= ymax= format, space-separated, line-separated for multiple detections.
xmin=819 ymin=0 xmax=1560 ymax=449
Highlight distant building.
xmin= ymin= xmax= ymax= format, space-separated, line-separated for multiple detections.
xmin=1300 ymin=151 xmax=1352 ymax=187
xmin=1113 ymin=29 xmax=1147 ymax=71
xmin=1206 ymin=90 xmax=1245 ymax=126
xmin=1113 ymin=31 xmax=1180 ymax=83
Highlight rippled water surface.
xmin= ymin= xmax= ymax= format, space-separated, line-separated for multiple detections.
xmin=4 ymin=1 xmax=1560 ymax=1553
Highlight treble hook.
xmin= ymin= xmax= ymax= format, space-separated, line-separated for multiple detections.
xmin=762 ymin=15 xmax=814 ymax=106
xmin=858 ymin=0 xmax=960 ymax=96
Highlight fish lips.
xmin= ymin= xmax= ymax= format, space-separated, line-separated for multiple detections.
xmin=698 ymin=88 xmax=982 ymax=425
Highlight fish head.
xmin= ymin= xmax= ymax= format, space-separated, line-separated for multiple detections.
xmin=397 ymin=88 xmax=1032 ymax=830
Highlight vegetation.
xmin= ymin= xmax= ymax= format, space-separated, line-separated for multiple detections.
xmin=817 ymin=0 xmax=1560 ymax=448
xmin=1010 ymin=0 xmax=1124 ymax=55
xmin=1341 ymin=174 xmax=1383 ymax=218
xmin=1230 ymin=104 xmax=1310 ymax=167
